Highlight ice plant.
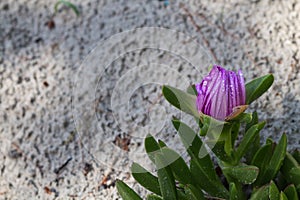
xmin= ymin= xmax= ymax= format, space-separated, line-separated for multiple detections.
xmin=195 ymin=65 xmax=246 ymax=121
xmin=117 ymin=68 xmax=299 ymax=200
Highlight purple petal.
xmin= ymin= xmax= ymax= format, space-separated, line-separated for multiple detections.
xmin=237 ymin=70 xmax=246 ymax=105
xmin=228 ymin=71 xmax=237 ymax=113
xmin=214 ymin=69 xmax=228 ymax=120
xmin=196 ymin=65 xmax=246 ymax=121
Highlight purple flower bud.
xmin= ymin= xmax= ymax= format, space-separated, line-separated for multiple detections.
xmin=195 ymin=65 xmax=246 ymax=121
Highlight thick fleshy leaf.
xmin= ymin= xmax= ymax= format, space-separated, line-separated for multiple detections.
xmin=226 ymin=111 xmax=252 ymax=123
xmin=116 ymin=180 xmax=143 ymax=200
xmin=280 ymin=191 xmax=288 ymax=200
xmin=158 ymin=140 xmax=167 ymax=148
xmin=155 ymin=154 xmax=178 ymax=200
xmin=184 ymin=184 xmax=205 ymax=200
xmin=245 ymin=74 xmax=274 ymax=104
xmin=269 ymin=181 xmax=280 ymax=200
xmin=172 ymin=121 xmax=220 ymax=183
xmin=177 ymin=189 xmax=189 ymax=200
xmin=245 ymin=111 xmax=259 ymax=131
xmin=229 ymin=182 xmax=239 ymax=200
xmin=173 ymin=118 xmax=224 ymax=191
xmin=280 ymin=153 xmax=300 ymax=193
xmin=224 ymin=124 xmax=233 ymax=157
xmin=251 ymin=143 xmax=272 ymax=167
xmin=206 ymin=124 xmax=235 ymax=163
xmin=131 ymin=163 xmax=161 ymax=196
xmin=172 ymin=120 xmax=203 ymax=159
xmin=244 ymin=112 xmax=261 ymax=163
xmin=281 ymin=152 xmax=299 ymax=177
xmin=173 ymin=119 xmax=224 ymax=192
xmin=289 ymin=168 xmax=300 ymax=192
xmin=162 ymin=85 xmax=199 ymax=117
xmin=180 ymin=135 xmax=221 ymax=188
xmin=252 ymin=143 xmax=273 ymax=185
xmin=262 ymin=134 xmax=287 ymax=185
xmin=186 ymin=84 xmax=197 ymax=96
xmin=210 ymin=140 xmax=233 ymax=163
xmin=230 ymin=122 xmax=240 ymax=148
xmin=146 ymin=194 xmax=163 ymax=200
xmin=160 ymin=147 xmax=192 ymax=185
xmin=223 ymin=165 xmax=259 ymax=184
xmin=190 ymin=158 xmax=229 ymax=199
xmin=245 ymin=134 xmax=260 ymax=164
xmin=199 ymin=114 xmax=226 ymax=136
xmin=236 ymin=122 xmax=265 ymax=161
xmin=292 ymin=149 xmax=300 ymax=163
xmin=250 ymin=185 xmax=269 ymax=200
xmin=145 ymin=134 xmax=161 ymax=164
xmin=284 ymin=184 xmax=299 ymax=200
xmin=277 ymin=173 xmax=288 ymax=191
xmin=266 ymin=137 xmax=274 ymax=145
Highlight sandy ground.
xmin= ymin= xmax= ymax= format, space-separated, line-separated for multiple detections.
xmin=0 ymin=0 xmax=300 ymax=199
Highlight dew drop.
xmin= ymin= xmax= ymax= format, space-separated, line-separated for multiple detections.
xmin=205 ymin=76 xmax=212 ymax=80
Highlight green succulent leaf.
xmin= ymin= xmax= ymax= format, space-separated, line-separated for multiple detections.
xmin=281 ymin=152 xmax=299 ymax=176
xmin=162 ymin=85 xmax=199 ymax=117
xmin=229 ymin=112 xmax=252 ymax=123
xmin=236 ymin=122 xmax=265 ymax=161
xmin=244 ymin=113 xmax=261 ymax=164
xmin=229 ymin=182 xmax=239 ymax=200
xmin=206 ymin=124 xmax=235 ymax=163
xmin=251 ymin=143 xmax=273 ymax=185
xmin=223 ymin=165 xmax=259 ymax=184
xmin=250 ymin=184 xmax=269 ymax=200
xmin=54 ymin=0 xmax=80 ymax=16
xmin=186 ymin=84 xmax=197 ymax=96
xmin=177 ymin=189 xmax=189 ymax=200
xmin=146 ymin=194 xmax=163 ymax=200
xmin=171 ymin=120 xmax=203 ymax=159
xmin=184 ymin=184 xmax=205 ymax=200
xmin=145 ymin=134 xmax=161 ymax=164
xmin=172 ymin=118 xmax=224 ymax=191
xmin=245 ymin=111 xmax=259 ymax=131
xmin=210 ymin=140 xmax=233 ymax=163
xmin=190 ymin=158 xmax=229 ymax=199
xmin=245 ymin=74 xmax=274 ymax=104
xmin=292 ymin=149 xmax=300 ymax=163
xmin=158 ymin=140 xmax=167 ymax=148
xmin=277 ymin=172 xmax=288 ymax=191
xmin=280 ymin=191 xmax=288 ymax=200
xmin=131 ymin=163 xmax=161 ymax=196
xmin=251 ymin=143 xmax=272 ymax=168
xmin=199 ymin=114 xmax=226 ymax=136
xmin=155 ymin=154 xmax=178 ymax=200
xmin=160 ymin=147 xmax=192 ymax=185
xmin=266 ymin=137 xmax=274 ymax=145
xmin=116 ymin=180 xmax=142 ymax=200
xmin=269 ymin=181 xmax=280 ymax=200
xmin=281 ymin=153 xmax=300 ymax=193
xmin=261 ymin=134 xmax=287 ymax=185
xmin=224 ymin=124 xmax=233 ymax=157
xmin=289 ymin=168 xmax=300 ymax=192
xmin=230 ymin=122 xmax=240 ymax=148
xmin=284 ymin=184 xmax=299 ymax=200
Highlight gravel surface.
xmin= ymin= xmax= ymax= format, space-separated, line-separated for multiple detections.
xmin=0 ymin=0 xmax=300 ymax=199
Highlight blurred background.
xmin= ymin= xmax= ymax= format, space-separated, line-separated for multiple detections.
xmin=0 ymin=0 xmax=299 ymax=199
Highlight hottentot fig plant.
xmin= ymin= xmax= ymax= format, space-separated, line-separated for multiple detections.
xmin=116 ymin=65 xmax=300 ymax=200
